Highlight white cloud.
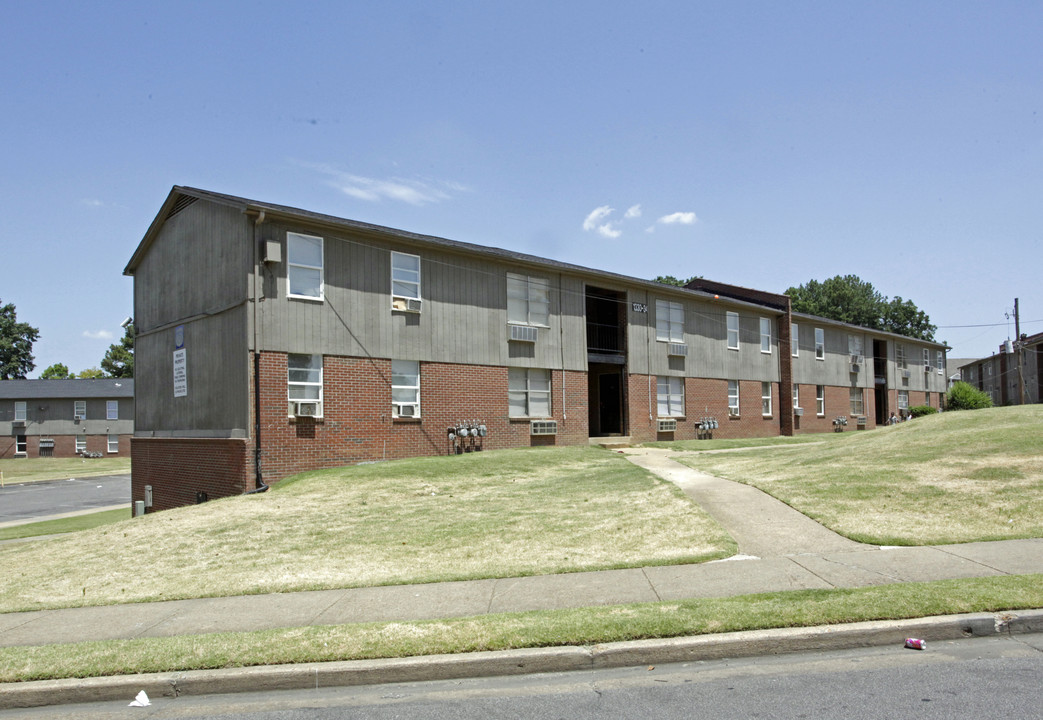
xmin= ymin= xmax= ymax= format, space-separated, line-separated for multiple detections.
xmin=583 ymin=205 xmax=614 ymax=231
xmin=597 ymin=224 xmax=622 ymax=238
xmin=624 ymin=204 xmax=642 ymax=219
xmin=300 ymin=162 xmax=464 ymax=206
xmin=83 ymin=330 xmax=114 ymax=340
xmin=79 ymin=199 xmax=104 ymax=208
xmin=658 ymin=211 xmax=698 ymax=225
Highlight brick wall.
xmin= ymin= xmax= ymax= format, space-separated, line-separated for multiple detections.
xmin=131 ymin=437 xmax=251 ymax=512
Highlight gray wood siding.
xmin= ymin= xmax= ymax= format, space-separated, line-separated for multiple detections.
xmin=0 ymin=398 xmax=133 ymax=437
xmin=257 ymin=225 xmax=587 ymax=371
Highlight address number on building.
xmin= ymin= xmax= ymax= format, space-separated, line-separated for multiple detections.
xmin=632 ymin=303 xmax=648 ymax=313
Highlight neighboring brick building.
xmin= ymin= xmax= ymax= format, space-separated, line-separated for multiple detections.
xmin=0 ymin=379 xmax=134 ymax=458
xmin=959 ymin=332 xmax=1043 ymax=406
xmin=124 ymin=187 xmax=948 ymax=511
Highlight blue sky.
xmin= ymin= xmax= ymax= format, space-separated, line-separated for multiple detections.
xmin=2 ymin=1 xmax=1040 ymax=375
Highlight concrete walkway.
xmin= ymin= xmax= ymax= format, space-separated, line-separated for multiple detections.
xmin=1 ymin=449 xmax=1041 ymax=650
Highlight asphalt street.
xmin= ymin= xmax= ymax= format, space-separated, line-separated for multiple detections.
xmin=0 ymin=474 xmax=130 ymax=523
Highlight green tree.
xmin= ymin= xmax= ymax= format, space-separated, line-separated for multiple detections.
xmin=40 ymin=363 xmax=73 ymax=379
xmin=77 ymin=367 xmax=106 ymax=379
xmin=946 ymin=381 xmax=993 ymax=411
xmin=101 ymin=324 xmax=134 ymax=378
xmin=0 ymin=299 xmax=40 ymax=380
xmin=653 ymin=275 xmax=702 ymax=287
xmin=785 ymin=275 xmax=936 ymax=341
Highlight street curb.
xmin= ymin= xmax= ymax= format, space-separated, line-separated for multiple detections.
xmin=2 ymin=609 xmax=1041 ymax=709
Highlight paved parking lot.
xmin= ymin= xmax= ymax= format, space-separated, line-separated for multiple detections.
xmin=0 ymin=475 xmax=130 ymax=524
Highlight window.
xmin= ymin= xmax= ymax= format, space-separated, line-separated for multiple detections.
xmin=925 ymin=392 xmax=931 ymax=407
xmin=791 ymin=323 xmax=799 ymax=357
xmin=657 ymin=376 xmax=685 ymax=417
xmin=898 ymin=390 xmax=909 ymax=411
xmin=14 ymin=401 xmax=26 ymax=422
xmin=923 ymin=348 xmax=930 ymax=367
xmin=896 ymin=343 xmax=907 ymax=370
xmin=507 ymin=273 xmax=550 ymax=326
xmin=728 ymin=380 xmax=739 ymax=415
xmin=287 ymin=354 xmax=323 ymax=414
xmin=761 ymin=382 xmax=772 ymax=416
xmin=391 ymin=360 xmax=421 ymax=418
xmin=816 ymin=385 xmax=825 ymax=416
xmin=106 ymin=400 xmax=118 ymax=420
xmin=391 ymin=252 xmax=421 ymax=302
xmin=74 ymin=400 xmax=86 ymax=420
xmin=655 ymin=300 xmax=684 ymax=343
xmin=936 ymin=350 xmax=944 ymax=375
xmin=107 ymin=435 xmax=119 ymax=453
xmin=508 ymin=368 xmax=551 ymax=417
xmin=760 ymin=317 xmax=772 ymax=353
xmin=849 ymin=388 xmax=864 ymax=415
xmin=848 ymin=334 xmax=863 ymax=358
xmin=726 ymin=312 xmax=739 ymax=350
xmin=815 ymin=328 xmax=825 ymax=360
xmin=75 ymin=436 xmax=86 ymax=454
xmin=793 ymin=384 xmax=800 ymax=409
xmin=15 ymin=435 xmax=26 ymax=455
xmin=287 ymin=232 xmax=324 ymax=299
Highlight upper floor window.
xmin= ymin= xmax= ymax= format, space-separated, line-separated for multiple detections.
xmin=508 ymin=368 xmax=551 ymax=418
xmin=391 ymin=252 xmax=421 ymax=301
xmin=655 ymin=300 xmax=684 ymax=343
xmin=74 ymin=400 xmax=86 ymax=420
xmin=896 ymin=343 xmax=907 ymax=370
xmin=14 ymin=401 xmax=26 ymax=422
xmin=815 ymin=328 xmax=825 ymax=360
xmin=923 ymin=348 xmax=931 ymax=367
xmin=760 ymin=318 xmax=772 ymax=353
xmin=848 ymin=334 xmax=863 ymax=358
xmin=507 ymin=273 xmax=550 ymax=326
xmin=791 ymin=323 xmax=799 ymax=357
xmin=391 ymin=360 xmax=420 ymax=418
xmin=936 ymin=350 xmax=944 ymax=374
xmin=106 ymin=400 xmax=118 ymax=420
xmin=657 ymin=376 xmax=685 ymax=417
xmin=287 ymin=232 xmax=324 ymax=300
xmin=726 ymin=312 xmax=739 ymax=350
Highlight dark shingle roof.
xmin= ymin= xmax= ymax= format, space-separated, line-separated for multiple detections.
xmin=0 ymin=379 xmax=134 ymax=400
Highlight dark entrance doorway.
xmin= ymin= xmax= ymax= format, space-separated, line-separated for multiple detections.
xmin=589 ymin=363 xmax=625 ymax=436
xmin=873 ymin=339 xmax=889 ymax=424
xmin=586 ymin=286 xmax=628 ymax=438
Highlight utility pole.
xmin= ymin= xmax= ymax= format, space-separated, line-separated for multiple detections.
xmin=1014 ymin=298 xmax=1027 ymax=405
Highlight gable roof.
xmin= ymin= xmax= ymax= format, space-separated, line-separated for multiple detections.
xmin=0 ymin=379 xmax=134 ymax=400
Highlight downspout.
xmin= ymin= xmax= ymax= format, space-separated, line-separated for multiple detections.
xmin=246 ymin=209 xmax=269 ymax=494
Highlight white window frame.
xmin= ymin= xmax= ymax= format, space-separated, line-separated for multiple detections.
xmin=655 ymin=300 xmax=685 ymax=343
xmin=815 ymin=328 xmax=825 ymax=360
xmin=761 ymin=382 xmax=772 ymax=416
xmin=74 ymin=400 xmax=86 ymax=420
xmin=106 ymin=400 xmax=118 ymax=420
xmin=760 ymin=317 xmax=772 ymax=354
xmin=925 ymin=391 xmax=931 ymax=407
xmin=287 ymin=354 xmax=323 ymax=415
xmin=793 ymin=383 xmax=800 ymax=409
xmin=391 ymin=251 xmax=421 ymax=302
xmin=507 ymin=273 xmax=551 ymax=327
xmin=15 ymin=435 xmax=27 ymax=455
xmin=848 ymin=334 xmax=864 ymax=358
xmin=923 ymin=347 xmax=930 ymax=367
xmin=75 ymin=436 xmax=87 ymax=454
xmin=107 ymin=434 xmax=119 ymax=453
xmin=508 ymin=368 xmax=551 ymax=418
xmin=726 ymin=312 xmax=739 ymax=350
xmin=14 ymin=401 xmax=26 ymax=422
xmin=896 ymin=343 xmax=907 ymax=370
xmin=391 ymin=360 xmax=421 ymax=418
xmin=287 ymin=232 xmax=324 ymax=300
xmin=850 ymin=387 xmax=864 ymax=416
xmin=816 ymin=385 xmax=825 ymax=416
xmin=898 ymin=390 xmax=909 ymax=411
xmin=791 ymin=323 xmax=799 ymax=357
xmin=728 ymin=380 xmax=740 ymax=415
xmin=657 ymin=376 xmax=685 ymax=417
xmin=936 ymin=350 xmax=944 ymax=375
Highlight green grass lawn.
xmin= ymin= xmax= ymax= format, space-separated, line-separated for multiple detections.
xmin=0 ymin=509 xmax=131 ymax=542
xmin=671 ymin=405 xmax=1043 ymax=545
xmin=0 ymin=447 xmax=734 ymax=613
xmin=0 ymin=457 xmax=131 ymax=485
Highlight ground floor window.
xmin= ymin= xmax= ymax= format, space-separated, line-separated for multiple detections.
xmin=15 ymin=435 xmax=26 ymax=455
xmin=75 ymin=436 xmax=86 ymax=454
xmin=391 ymin=360 xmax=421 ymax=417
xmin=816 ymin=385 xmax=825 ymax=416
xmin=108 ymin=435 xmax=119 ymax=453
xmin=849 ymin=388 xmax=864 ymax=415
xmin=728 ymin=380 xmax=739 ymax=415
xmin=925 ymin=392 xmax=931 ymax=407
xmin=657 ymin=376 xmax=685 ymax=417
xmin=508 ymin=368 xmax=551 ymax=417
xmin=898 ymin=390 xmax=909 ymax=411
xmin=761 ymin=382 xmax=772 ymax=416
xmin=793 ymin=383 xmax=799 ymax=409
xmin=288 ymin=354 xmax=323 ymax=416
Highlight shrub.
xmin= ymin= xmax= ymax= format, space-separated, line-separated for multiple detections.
xmin=946 ymin=381 xmax=994 ymax=411
xmin=908 ymin=405 xmax=938 ymax=418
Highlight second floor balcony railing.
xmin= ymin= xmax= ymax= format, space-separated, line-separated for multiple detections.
xmin=586 ymin=321 xmax=624 ymax=355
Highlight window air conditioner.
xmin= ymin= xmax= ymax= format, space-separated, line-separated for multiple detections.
xmin=794 ymin=407 xmax=804 ymax=416
xmin=728 ymin=408 xmax=740 ymax=417
xmin=294 ymin=401 xmax=321 ymax=418
xmin=509 ymin=325 xmax=538 ymax=342
xmin=850 ymin=355 xmax=864 ymax=364
xmin=657 ymin=418 xmax=677 ymax=432
xmin=902 ymin=369 xmax=911 ymax=379
xmin=392 ymin=297 xmax=423 ymax=313
xmin=530 ymin=420 xmax=558 ymax=436
xmin=924 ymin=365 xmax=934 ymax=373
xmin=394 ymin=403 xmax=418 ymax=418
xmin=668 ymin=343 xmax=688 ymax=357
xmin=850 ymin=363 xmax=860 ymax=373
